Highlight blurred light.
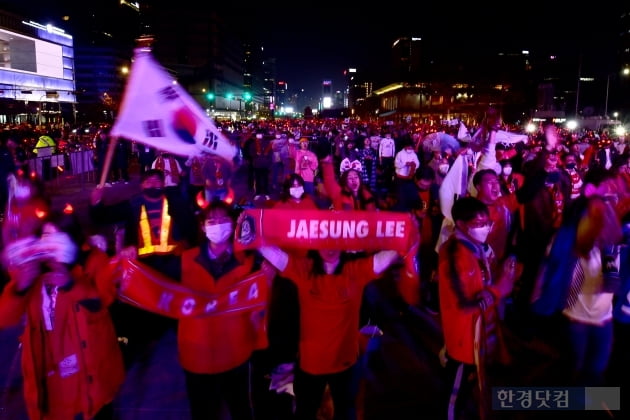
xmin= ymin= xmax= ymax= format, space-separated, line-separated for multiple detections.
xmin=63 ymin=203 xmax=74 ymax=214
xmin=195 ymin=191 xmax=208 ymax=209
xmin=566 ymin=120 xmax=578 ymax=130
xmin=526 ymin=122 xmax=537 ymax=133
xmin=614 ymin=126 xmax=626 ymax=136
xmin=224 ymin=189 xmax=234 ymax=205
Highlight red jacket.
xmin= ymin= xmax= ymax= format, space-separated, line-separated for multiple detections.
xmin=281 ymin=254 xmax=380 ymax=374
xmin=438 ymin=234 xmax=500 ymax=364
xmin=177 ymin=248 xmax=269 ymax=374
xmin=0 ymin=249 xmax=124 ymax=420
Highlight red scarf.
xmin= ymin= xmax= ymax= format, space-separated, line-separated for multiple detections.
xmin=115 ymin=258 xmax=268 ymax=318
xmin=234 ymin=209 xmax=419 ymax=253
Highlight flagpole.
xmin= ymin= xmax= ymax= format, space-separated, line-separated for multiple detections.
xmin=97 ymin=36 xmax=154 ymax=189
xmin=98 ymin=136 xmax=118 ymax=187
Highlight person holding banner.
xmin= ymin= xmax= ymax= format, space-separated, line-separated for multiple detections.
xmin=257 ymin=225 xmax=418 ymax=420
xmin=265 ymin=173 xmax=319 ymax=418
xmin=89 ymin=168 xmax=198 ymax=367
xmin=176 ymin=199 xmax=273 ymax=420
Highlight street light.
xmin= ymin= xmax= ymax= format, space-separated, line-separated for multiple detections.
xmin=605 ymin=68 xmax=630 ymax=118
xmin=605 ymin=74 xmax=610 ymax=118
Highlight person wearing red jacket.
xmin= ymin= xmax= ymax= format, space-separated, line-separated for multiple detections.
xmin=320 ymin=154 xmax=377 ymax=212
xmin=260 ymin=241 xmax=415 ymax=420
xmin=437 ymin=196 xmax=515 ymax=420
xmin=177 ymin=199 xmax=274 ymax=420
xmin=0 ymin=209 xmax=124 ymax=420
xmin=272 ymin=173 xmax=319 ymax=212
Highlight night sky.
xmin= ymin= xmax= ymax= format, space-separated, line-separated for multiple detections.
xmin=229 ymin=3 xmax=622 ymax=96
xmin=0 ymin=1 xmax=624 ymax=99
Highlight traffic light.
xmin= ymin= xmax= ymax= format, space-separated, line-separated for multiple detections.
xmin=206 ymin=92 xmax=215 ymax=101
xmin=243 ymin=91 xmax=252 ymax=102
xmin=226 ymin=92 xmax=234 ymax=100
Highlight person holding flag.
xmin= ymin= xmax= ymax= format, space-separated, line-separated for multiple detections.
xmin=88 ymin=43 xmax=239 ymax=368
xmin=89 ymin=168 xmax=198 ymax=367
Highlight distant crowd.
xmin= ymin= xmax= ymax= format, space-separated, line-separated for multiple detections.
xmin=1 ymin=110 xmax=630 ymax=420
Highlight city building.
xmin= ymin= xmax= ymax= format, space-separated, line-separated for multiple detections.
xmin=391 ymin=36 xmax=422 ymax=83
xmin=0 ymin=9 xmax=76 ymax=125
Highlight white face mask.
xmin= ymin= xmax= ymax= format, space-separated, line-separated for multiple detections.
xmin=502 ymin=167 xmax=513 ymax=176
xmin=289 ymin=186 xmax=304 ymax=199
xmin=205 ymin=222 xmax=233 ymax=244
xmin=468 ymin=225 xmax=491 ymax=244
xmin=438 ymin=164 xmax=450 ymax=175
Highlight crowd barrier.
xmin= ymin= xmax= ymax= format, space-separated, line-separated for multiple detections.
xmin=27 ymin=150 xmax=96 ymax=185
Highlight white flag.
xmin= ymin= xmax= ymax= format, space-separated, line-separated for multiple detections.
xmin=495 ymin=130 xmax=528 ymax=145
xmin=111 ymin=48 xmax=238 ymax=163
xmin=457 ymin=121 xmax=472 ymax=142
xmin=471 ymin=127 xmax=528 ymax=146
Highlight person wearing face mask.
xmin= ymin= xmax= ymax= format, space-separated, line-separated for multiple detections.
xmin=89 ymin=168 xmax=197 ymax=368
xmin=273 ymin=173 xmax=318 ymax=211
xmin=437 ymin=196 xmax=516 ymax=420
xmin=294 ymin=137 xmax=318 ymax=197
xmin=562 ymin=152 xmax=585 ymax=201
xmin=531 ymin=167 xmax=624 ymax=390
xmin=498 ymin=159 xmax=524 ymax=196
xmin=266 ymin=174 xmax=318 ymax=419
xmin=0 ymin=209 xmax=124 ymax=420
xmin=512 ymin=124 xmax=572 ymax=333
xmin=177 ymin=199 xmax=274 ymax=420
xmin=392 ymin=140 xmax=421 ymax=212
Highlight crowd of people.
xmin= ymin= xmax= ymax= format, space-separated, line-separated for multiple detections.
xmin=1 ymin=110 xmax=630 ymax=420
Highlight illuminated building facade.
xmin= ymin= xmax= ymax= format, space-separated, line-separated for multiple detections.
xmin=0 ymin=9 xmax=76 ymax=125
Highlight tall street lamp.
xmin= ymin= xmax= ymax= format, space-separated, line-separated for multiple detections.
xmin=605 ymin=67 xmax=630 ymax=118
